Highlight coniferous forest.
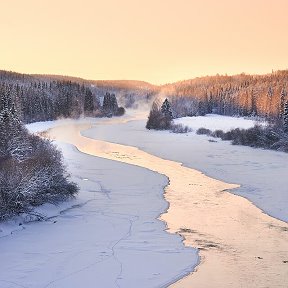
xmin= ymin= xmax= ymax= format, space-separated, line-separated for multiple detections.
xmin=145 ymin=71 xmax=288 ymax=151
xmin=0 ymin=71 xmax=130 ymax=123
xmin=1 ymin=69 xmax=288 ymax=125
xmin=162 ymin=71 xmax=288 ymax=121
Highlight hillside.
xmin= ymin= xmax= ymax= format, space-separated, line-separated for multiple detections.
xmin=1 ymin=69 xmax=288 ymax=123
xmin=161 ymin=70 xmax=288 ymax=119
xmin=0 ymin=70 xmax=157 ymax=122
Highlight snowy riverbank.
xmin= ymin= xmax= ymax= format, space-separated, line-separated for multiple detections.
xmin=83 ymin=111 xmax=288 ymax=222
xmin=47 ymin=118 xmax=288 ymax=288
xmin=173 ymin=113 xmax=260 ymax=132
xmin=0 ymin=121 xmax=197 ymax=287
xmin=1 ymin=112 xmax=287 ymax=287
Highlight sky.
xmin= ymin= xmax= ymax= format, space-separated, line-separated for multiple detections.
xmin=0 ymin=0 xmax=287 ymax=84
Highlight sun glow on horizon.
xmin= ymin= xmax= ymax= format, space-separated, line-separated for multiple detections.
xmin=1 ymin=0 xmax=287 ymax=84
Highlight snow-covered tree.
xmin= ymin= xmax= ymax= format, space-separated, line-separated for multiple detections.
xmin=146 ymin=99 xmax=172 ymax=130
xmin=279 ymin=88 xmax=287 ymax=120
xmin=102 ymin=92 xmax=125 ymax=116
xmin=283 ymin=101 xmax=288 ymax=132
xmin=84 ymin=88 xmax=94 ymax=115
xmin=102 ymin=92 xmax=118 ymax=115
xmin=161 ymin=98 xmax=173 ymax=120
xmin=0 ymin=91 xmax=78 ymax=221
xmin=0 ymin=91 xmax=29 ymax=162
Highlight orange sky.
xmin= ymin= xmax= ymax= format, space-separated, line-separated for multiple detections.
xmin=1 ymin=0 xmax=287 ymax=84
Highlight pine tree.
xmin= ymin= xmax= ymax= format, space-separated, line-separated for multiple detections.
xmin=84 ymin=88 xmax=94 ymax=115
xmin=279 ymin=88 xmax=287 ymax=119
xmin=110 ymin=94 xmax=118 ymax=112
xmin=146 ymin=99 xmax=172 ymax=130
xmin=146 ymin=100 xmax=162 ymax=130
xmin=283 ymin=101 xmax=288 ymax=132
xmin=266 ymin=87 xmax=273 ymax=117
xmin=102 ymin=92 xmax=118 ymax=116
xmin=161 ymin=98 xmax=173 ymax=120
xmin=0 ymin=91 xmax=30 ymax=162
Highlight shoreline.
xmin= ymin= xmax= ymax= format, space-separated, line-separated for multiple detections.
xmin=68 ymin=144 xmax=199 ymax=288
xmin=0 ymin=140 xmax=197 ymax=288
xmin=47 ymin=122 xmax=288 ymax=288
xmin=81 ymin=111 xmax=288 ymax=223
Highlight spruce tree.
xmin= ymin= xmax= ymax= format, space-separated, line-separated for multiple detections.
xmin=146 ymin=101 xmax=162 ymax=129
xmin=283 ymin=101 xmax=288 ymax=132
xmin=146 ymin=99 xmax=173 ymax=130
xmin=102 ymin=92 xmax=119 ymax=116
xmin=0 ymin=92 xmax=30 ymax=162
xmin=279 ymin=88 xmax=287 ymax=119
xmin=161 ymin=98 xmax=173 ymax=120
xmin=84 ymin=88 xmax=94 ymax=115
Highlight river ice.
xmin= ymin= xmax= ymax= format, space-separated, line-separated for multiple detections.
xmin=0 ymin=141 xmax=197 ymax=288
xmin=83 ymin=111 xmax=288 ymax=222
xmin=1 ymin=111 xmax=287 ymax=288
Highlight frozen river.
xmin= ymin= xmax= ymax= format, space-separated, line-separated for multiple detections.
xmin=1 ymin=113 xmax=287 ymax=287
xmin=48 ymin=115 xmax=288 ymax=288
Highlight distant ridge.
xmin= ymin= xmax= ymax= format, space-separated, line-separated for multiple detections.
xmin=2 ymin=68 xmax=288 ymax=88
xmin=31 ymin=73 xmax=156 ymax=90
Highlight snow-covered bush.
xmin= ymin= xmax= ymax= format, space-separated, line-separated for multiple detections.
xmin=0 ymin=94 xmax=78 ymax=221
xmin=115 ymin=107 xmax=126 ymax=116
xmin=211 ymin=129 xmax=225 ymax=138
xmin=170 ymin=123 xmax=192 ymax=133
xmin=209 ymin=125 xmax=288 ymax=152
xmin=196 ymin=127 xmax=212 ymax=135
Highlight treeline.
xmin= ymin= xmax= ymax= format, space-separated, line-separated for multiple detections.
xmin=161 ymin=70 xmax=288 ymax=121
xmin=0 ymin=71 xmax=128 ymax=123
xmin=91 ymin=80 xmax=158 ymax=109
xmin=36 ymin=75 xmax=159 ymax=109
xmin=3 ymin=69 xmax=288 ymax=125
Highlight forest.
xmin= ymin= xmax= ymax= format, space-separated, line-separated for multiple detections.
xmin=162 ymin=70 xmax=288 ymax=121
xmin=0 ymin=71 xmax=131 ymax=123
xmin=146 ymin=71 xmax=288 ymax=152
xmin=2 ymin=69 xmax=288 ymax=124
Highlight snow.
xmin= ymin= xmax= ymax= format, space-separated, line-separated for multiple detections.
xmin=0 ymin=142 xmax=197 ymax=288
xmin=82 ymin=111 xmax=288 ymax=223
xmin=2 ymin=111 xmax=286 ymax=287
xmin=173 ymin=114 xmax=263 ymax=132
